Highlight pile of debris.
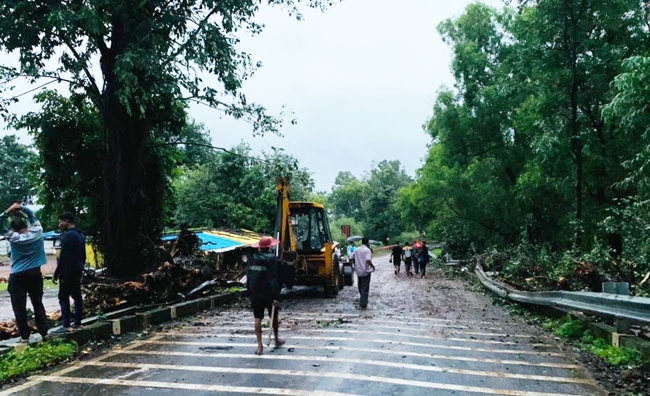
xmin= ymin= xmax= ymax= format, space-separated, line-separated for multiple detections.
xmin=0 ymin=229 xmax=246 ymax=341
xmin=83 ymin=228 xmax=246 ymax=314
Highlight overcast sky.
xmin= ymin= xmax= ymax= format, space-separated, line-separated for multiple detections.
xmin=1 ymin=0 xmax=505 ymax=192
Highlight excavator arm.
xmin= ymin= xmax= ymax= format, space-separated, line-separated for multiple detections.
xmin=274 ymin=177 xmax=296 ymax=256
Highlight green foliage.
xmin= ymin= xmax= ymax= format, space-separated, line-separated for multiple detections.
xmin=580 ymin=331 xmax=643 ymax=366
xmin=330 ymin=161 xmax=412 ymax=242
xmin=0 ymin=0 xmax=333 ymax=277
xmin=403 ymin=0 xmax=650 ymax=290
xmin=329 ymin=171 xmax=368 ymax=220
xmin=0 ymin=339 xmax=78 ymax=383
xmin=544 ymin=317 xmax=585 ymax=339
xmin=542 ymin=317 xmax=644 ymax=366
xmin=172 ymin=142 xmax=313 ymax=233
xmin=0 ymin=135 xmax=36 ymax=211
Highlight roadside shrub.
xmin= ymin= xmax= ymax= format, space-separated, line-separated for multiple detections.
xmin=543 ymin=317 xmax=585 ymax=339
xmin=543 ymin=317 xmax=645 ymax=366
xmin=580 ymin=331 xmax=643 ymax=366
xmin=0 ymin=339 xmax=78 ymax=383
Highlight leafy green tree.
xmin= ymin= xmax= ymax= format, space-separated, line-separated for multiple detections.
xmin=0 ymin=135 xmax=36 ymax=210
xmin=406 ymin=0 xmax=649 ymax=264
xmin=0 ymin=0 xmax=331 ymax=277
xmin=173 ymin=143 xmax=314 ymax=233
xmin=361 ymin=160 xmax=412 ymax=242
xmin=329 ymin=171 xmax=367 ymax=219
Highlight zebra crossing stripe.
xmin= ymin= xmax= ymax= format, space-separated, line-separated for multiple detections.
xmin=112 ymin=349 xmax=593 ymax=384
xmin=0 ymin=336 xmax=164 ymax=396
xmin=64 ymin=361 xmax=589 ymax=396
xmin=169 ymin=327 xmax=552 ymax=347
xmin=195 ymin=321 xmax=533 ymax=337
xmin=192 ymin=319 xmax=505 ymax=331
xmin=138 ymin=339 xmax=580 ymax=368
xmin=160 ymin=331 xmax=564 ymax=356
xmin=29 ymin=376 xmax=362 ymax=396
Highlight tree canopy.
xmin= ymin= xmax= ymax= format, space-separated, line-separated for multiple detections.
xmin=0 ymin=135 xmax=36 ymax=210
xmin=400 ymin=0 xmax=650 ymax=291
xmin=0 ymin=0 xmax=332 ymax=277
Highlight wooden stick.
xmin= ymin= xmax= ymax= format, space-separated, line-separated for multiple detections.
xmin=267 ymin=304 xmax=276 ymax=347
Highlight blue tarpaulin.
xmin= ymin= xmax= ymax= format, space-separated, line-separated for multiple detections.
xmin=42 ymin=231 xmax=61 ymax=240
xmin=162 ymin=232 xmax=244 ymax=252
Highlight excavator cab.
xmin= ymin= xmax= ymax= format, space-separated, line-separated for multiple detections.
xmin=291 ymin=206 xmax=331 ymax=253
xmin=274 ymin=178 xmax=346 ymax=296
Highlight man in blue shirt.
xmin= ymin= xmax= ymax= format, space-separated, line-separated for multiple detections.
xmin=54 ymin=212 xmax=86 ymax=331
xmin=0 ymin=203 xmax=49 ymax=343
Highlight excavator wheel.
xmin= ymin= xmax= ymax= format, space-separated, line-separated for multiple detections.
xmin=343 ymin=262 xmax=354 ymax=287
xmin=324 ymin=257 xmax=340 ymax=298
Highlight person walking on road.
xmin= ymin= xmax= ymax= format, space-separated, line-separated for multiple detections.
xmin=247 ymin=237 xmax=285 ymax=355
xmin=347 ymin=241 xmax=356 ymax=263
xmin=53 ymin=212 xmax=86 ymax=332
xmin=402 ymin=242 xmax=413 ymax=276
xmin=353 ymin=237 xmax=374 ymax=309
xmin=412 ymin=241 xmax=420 ymax=275
xmin=390 ymin=241 xmax=403 ymax=276
xmin=419 ymin=241 xmax=430 ymax=278
xmin=0 ymin=203 xmax=49 ymax=343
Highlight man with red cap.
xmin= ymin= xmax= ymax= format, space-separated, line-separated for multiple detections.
xmin=247 ymin=236 xmax=285 ymax=355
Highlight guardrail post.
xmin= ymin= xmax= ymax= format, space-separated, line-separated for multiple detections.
xmin=603 ymin=282 xmax=630 ymax=334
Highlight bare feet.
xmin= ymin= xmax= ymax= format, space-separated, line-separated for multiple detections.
xmin=275 ymin=338 xmax=285 ymax=348
xmin=255 ymin=345 xmax=263 ymax=355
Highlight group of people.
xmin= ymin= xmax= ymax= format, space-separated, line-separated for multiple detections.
xmin=390 ymin=241 xmax=430 ymax=278
xmin=1 ymin=203 xmax=86 ymax=343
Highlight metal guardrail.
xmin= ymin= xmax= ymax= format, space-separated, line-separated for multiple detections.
xmin=474 ymin=265 xmax=650 ymax=325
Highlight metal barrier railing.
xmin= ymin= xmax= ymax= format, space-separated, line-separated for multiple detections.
xmin=474 ymin=265 xmax=650 ymax=326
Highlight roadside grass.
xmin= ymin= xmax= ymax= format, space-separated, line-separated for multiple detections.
xmin=543 ymin=316 xmax=645 ymax=366
xmin=0 ymin=339 xmax=78 ymax=383
xmin=453 ymin=268 xmax=648 ymax=368
xmin=0 ymin=279 xmax=57 ymax=293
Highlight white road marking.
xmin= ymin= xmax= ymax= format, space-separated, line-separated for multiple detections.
xmin=160 ymin=332 xmax=565 ymax=356
xmin=112 ymin=349 xmax=593 ymax=384
xmin=67 ymin=361 xmax=590 ymax=396
xmin=289 ymin=313 xmax=511 ymax=329
xmin=388 ymin=314 xmax=508 ymax=325
xmin=172 ymin=327 xmax=551 ymax=346
xmin=200 ymin=320 xmax=533 ymax=337
xmin=191 ymin=319 xmax=505 ymax=331
xmin=30 ymin=376 xmax=363 ymax=396
xmin=139 ymin=339 xmax=580 ymax=368
xmin=0 ymin=336 xmax=162 ymax=396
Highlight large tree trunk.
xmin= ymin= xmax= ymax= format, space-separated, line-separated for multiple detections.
xmin=567 ymin=6 xmax=583 ymax=250
xmin=96 ymin=12 xmax=166 ymax=278
xmin=100 ymin=104 xmax=164 ymax=278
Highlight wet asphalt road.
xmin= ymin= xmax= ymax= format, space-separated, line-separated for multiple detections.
xmin=0 ymin=254 xmax=605 ymax=396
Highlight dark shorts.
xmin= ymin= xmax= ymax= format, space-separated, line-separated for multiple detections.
xmin=392 ymin=257 xmax=401 ymax=266
xmin=252 ymin=299 xmax=278 ymax=319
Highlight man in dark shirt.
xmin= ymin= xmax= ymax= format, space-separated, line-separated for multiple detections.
xmin=247 ymin=237 xmax=284 ymax=355
xmin=419 ymin=241 xmax=430 ymax=278
xmin=390 ymin=242 xmax=403 ymax=276
xmin=54 ymin=212 xmax=86 ymax=331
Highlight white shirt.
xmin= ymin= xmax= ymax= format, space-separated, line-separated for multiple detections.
xmin=353 ymin=244 xmax=372 ymax=277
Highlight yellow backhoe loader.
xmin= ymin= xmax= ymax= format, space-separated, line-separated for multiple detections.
xmin=274 ymin=178 xmax=352 ymax=297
